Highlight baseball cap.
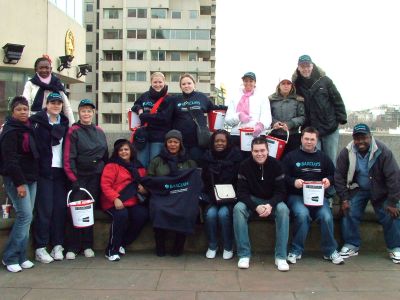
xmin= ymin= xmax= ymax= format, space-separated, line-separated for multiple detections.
xmin=241 ymin=72 xmax=256 ymax=81
xmin=298 ymin=55 xmax=313 ymax=65
xmin=47 ymin=92 xmax=63 ymax=102
xmin=353 ymin=123 xmax=371 ymax=136
xmin=78 ymin=99 xmax=96 ymax=109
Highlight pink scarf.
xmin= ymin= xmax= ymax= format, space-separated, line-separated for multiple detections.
xmin=236 ymin=89 xmax=253 ymax=116
xmin=37 ymin=73 xmax=51 ymax=85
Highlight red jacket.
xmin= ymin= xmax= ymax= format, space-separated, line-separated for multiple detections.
xmin=100 ymin=163 xmax=146 ymax=211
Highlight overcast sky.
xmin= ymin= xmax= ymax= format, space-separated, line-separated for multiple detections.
xmin=215 ymin=0 xmax=400 ymax=111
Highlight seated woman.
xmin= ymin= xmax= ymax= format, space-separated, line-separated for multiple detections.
xmin=201 ymin=130 xmax=242 ymax=260
xmin=147 ymin=130 xmax=197 ymax=257
xmin=100 ymin=139 xmax=149 ymax=261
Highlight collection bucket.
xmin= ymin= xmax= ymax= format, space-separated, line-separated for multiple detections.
xmin=303 ymin=181 xmax=324 ymax=206
xmin=239 ymin=127 xmax=254 ymax=151
xmin=208 ymin=110 xmax=226 ymax=132
xmin=67 ymin=188 xmax=95 ymax=228
xmin=128 ymin=110 xmax=141 ymax=131
xmin=266 ymin=129 xmax=289 ymax=160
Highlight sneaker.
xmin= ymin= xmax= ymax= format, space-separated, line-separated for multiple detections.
xmin=275 ymin=258 xmax=290 ymax=272
xmin=324 ymin=250 xmax=345 ymax=265
xmin=205 ymin=248 xmax=217 ymax=259
xmin=287 ymin=253 xmax=302 ymax=264
xmin=223 ymin=249 xmax=234 ymax=260
xmin=339 ymin=246 xmax=359 ymax=258
xmin=65 ymin=252 xmax=76 ymax=260
xmin=50 ymin=245 xmax=64 ymax=261
xmin=105 ymin=254 xmax=120 ymax=262
xmin=119 ymin=246 xmax=126 ymax=256
xmin=84 ymin=248 xmax=95 ymax=258
xmin=2 ymin=260 xmax=22 ymax=273
xmin=237 ymin=257 xmax=250 ymax=269
xmin=20 ymin=260 xmax=34 ymax=269
xmin=35 ymin=247 xmax=54 ymax=264
xmin=389 ymin=250 xmax=400 ymax=264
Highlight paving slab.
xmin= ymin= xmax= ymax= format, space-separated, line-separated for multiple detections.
xmin=295 ymin=291 xmax=400 ymax=300
xmin=0 ymin=287 xmax=30 ymax=299
xmin=198 ymin=291 xmax=296 ymax=300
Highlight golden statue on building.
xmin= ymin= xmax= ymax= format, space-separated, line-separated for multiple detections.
xmin=65 ymin=29 xmax=75 ymax=57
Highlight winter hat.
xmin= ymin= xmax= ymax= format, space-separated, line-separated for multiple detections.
xmin=165 ymin=129 xmax=183 ymax=143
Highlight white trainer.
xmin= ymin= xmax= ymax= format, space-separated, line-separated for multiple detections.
xmin=2 ymin=260 xmax=22 ymax=273
xmin=324 ymin=250 xmax=345 ymax=265
xmin=238 ymin=257 xmax=250 ymax=269
xmin=105 ymin=254 xmax=121 ymax=262
xmin=35 ymin=247 xmax=54 ymax=264
xmin=50 ymin=245 xmax=64 ymax=261
xmin=287 ymin=253 xmax=302 ymax=264
xmin=65 ymin=252 xmax=76 ymax=260
xmin=20 ymin=260 xmax=34 ymax=269
xmin=84 ymin=248 xmax=95 ymax=258
xmin=205 ymin=248 xmax=217 ymax=259
xmin=389 ymin=250 xmax=400 ymax=264
xmin=223 ymin=249 xmax=234 ymax=260
xmin=339 ymin=246 xmax=359 ymax=258
xmin=275 ymin=258 xmax=290 ymax=271
xmin=119 ymin=246 xmax=126 ymax=256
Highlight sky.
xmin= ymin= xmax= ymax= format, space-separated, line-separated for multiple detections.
xmin=215 ymin=0 xmax=400 ymax=111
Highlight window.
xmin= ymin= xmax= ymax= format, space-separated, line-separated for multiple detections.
xmin=103 ymin=113 xmax=122 ymax=124
xmin=189 ymin=10 xmax=198 ymax=19
xmin=151 ymin=8 xmax=167 ymax=19
xmin=86 ymin=24 xmax=93 ymax=32
xmin=103 ymin=50 xmax=122 ymax=61
xmin=127 ymin=93 xmax=142 ymax=102
xmin=151 ymin=29 xmax=209 ymax=40
xmin=127 ymin=8 xmax=147 ymax=18
xmin=127 ymin=72 xmax=146 ymax=81
xmin=170 ymin=73 xmax=181 ymax=82
xmin=171 ymin=11 xmax=181 ymax=19
xmin=188 ymin=52 xmax=197 ymax=61
xmin=151 ymin=29 xmax=169 ymax=39
xmin=151 ymin=50 xmax=166 ymax=61
xmin=103 ymin=29 xmax=123 ymax=39
xmin=191 ymin=30 xmax=210 ymax=40
xmin=127 ymin=50 xmax=146 ymax=60
xmin=86 ymin=44 xmax=93 ymax=52
xmin=200 ymin=6 xmax=211 ymax=15
xmin=86 ymin=3 xmax=93 ymax=12
xmin=86 ymin=85 xmax=93 ymax=93
xmin=103 ymin=72 xmax=122 ymax=82
xmin=104 ymin=9 xmax=121 ymax=19
xmin=171 ymin=52 xmax=180 ymax=61
xmin=103 ymin=93 xmax=122 ymax=103
xmin=127 ymin=29 xmax=147 ymax=39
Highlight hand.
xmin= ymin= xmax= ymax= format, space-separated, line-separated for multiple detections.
xmin=137 ymin=184 xmax=147 ymax=194
xmin=138 ymin=109 xmax=144 ymax=115
xmin=385 ymin=206 xmax=400 ymax=218
xmin=281 ymin=123 xmax=289 ymax=131
xmin=16 ymin=185 xmax=27 ymax=198
xmin=239 ymin=112 xmax=250 ymax=123
xmin=321 ymin=178 xmax=331 ymax=189
xmin=341 ymin=200 xmax=350 ymax=215
xmin=253 ymin=122 xmax=264 ymax=137
xmin=273 ymin=122 xmax=282 ymax=130
xmin=72 ymin=181 xmax=80 ymax=193
xmin=294 ymin=179 xmax=304 ymax=189
xmin=259 ymin=204 xmax=272 ymax=217
xmin=114 ymin=198 xmax=125 ymax=210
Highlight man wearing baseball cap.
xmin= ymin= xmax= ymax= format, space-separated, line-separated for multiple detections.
xmin=335 ymin=123 xmax=400 ymax=263
xmin=292 ymin=55 xmax=347 ymax=165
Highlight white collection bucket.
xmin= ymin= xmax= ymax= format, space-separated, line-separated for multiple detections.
xmin=239 ymin=127 xmax=254 ymax=151
xmin=67 ymin=188 xmax=95 ymax=228
xmin=213 ymin=112 xmax=226 ymax=131
xmin=303 ymin=181 xmax=324 ymax=206
xmin=128 ymin=110 xmax=141 ymax=131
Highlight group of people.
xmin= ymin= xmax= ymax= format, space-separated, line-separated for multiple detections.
xmin=1 ymin=54 xmax=399 ymax=274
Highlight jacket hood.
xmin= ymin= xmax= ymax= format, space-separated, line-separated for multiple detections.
xmin=292 ymin=64 xmax=326 ymax=83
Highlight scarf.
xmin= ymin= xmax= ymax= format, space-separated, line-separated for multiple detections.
xmin=236 ymin=89 xmax=253 ymax=115
xmin=109 ymin=156 xmax=141 ymax=181
xmin=30 ymin=73 xmax=65 ymax=112
xmin=29 ymin=111 xmax=67 ymax=146
xmin=38 ymin=73 xmax=51 ymax=84
xmin=158 ymin=147 xmax=189 ymax=176
xmin=149 ymin=85 xmax=168 ymax=100
xmin=202 ymin=147 xmax=242 ymax=175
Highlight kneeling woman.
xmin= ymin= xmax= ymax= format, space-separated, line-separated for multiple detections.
xmin=100 ymin=139 xmax=149 ymax=261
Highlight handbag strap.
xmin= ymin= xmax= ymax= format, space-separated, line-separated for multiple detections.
xmin=187 ymin=108 xmax=201 ymax=129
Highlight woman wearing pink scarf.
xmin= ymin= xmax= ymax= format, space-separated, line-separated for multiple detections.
xmin=225 ymin=72 xmax=272 ymax=152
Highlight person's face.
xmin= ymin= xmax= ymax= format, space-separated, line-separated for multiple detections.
xmin=251 ymin=143 xmax=268 ymax=164
xmin=36 ymin=60 xmax=52 ymax=78
xmin=279 ymin=80 xmax=292 ymax=96
xmin=166 ymin=138 xmax=181 ymax=155
xmin=301 ymin=132 xmax=318 ymax=153
xmin=118 ymin=144 xmax=131 ymax=162
xmin=79 ymin=105 xmax=95 ymax=125
xmin=242 ymin=77 xmax=256 ymax=92
xmin=46 ymin=100 xmax=63 ymax=116
xmin=214 ymin=133 xmax=228 ymax=152
xmin=151 ymin=76 xmax=165 ymax=92
xmin=12 ymin=104 xmax=29 ymax=122
xmin=298 ymin=63 xmax=314 ymax=78
xmin=180 ymin=77 xmax=195 ymax=94
xmin=353 ymin=134 xmax=371 ymax=153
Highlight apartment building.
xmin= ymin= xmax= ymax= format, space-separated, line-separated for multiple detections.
xmin=70 ymin=0 xmax=216 ymax=131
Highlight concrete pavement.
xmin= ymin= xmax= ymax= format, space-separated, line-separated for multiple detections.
xmin=0 ymin=251 xmax=399 ymax=299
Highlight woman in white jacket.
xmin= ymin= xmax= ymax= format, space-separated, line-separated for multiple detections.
xmin=225 ymin=72 xmax=272 ymax=151
xmin=23 ymin=56 xmax=74 ymax=126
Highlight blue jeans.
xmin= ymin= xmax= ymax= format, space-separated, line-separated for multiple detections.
xmin=136 ymin=142 xmax=164 ymax=168
xmin=287 ymin=194 xmax=338 ymax=257
xmin=341 ymin=190 xmax=400 ymax=250
xmin=233 ymin=197 xmax=289 ymax=259
xmin=2 ymin=177 xmax=37 ymax=265
xmin=317 ymin=128 xmax=339 ymax=166
xmin=205 ymin=205 xmax=233 ymax=251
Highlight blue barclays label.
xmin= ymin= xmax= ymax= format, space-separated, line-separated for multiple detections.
xmin=177 ymin=100 xmax=201 ymax=108
xmin=142 ymin=101 xmax=154 ymax=107
xmin=295 ymin=161 xmax=321 ymax=168
xmin=164 ymin=181 xmax=189 ymax=189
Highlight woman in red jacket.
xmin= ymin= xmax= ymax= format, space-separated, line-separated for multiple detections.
xmin=100 ymin=139 xmax=149 ymax=261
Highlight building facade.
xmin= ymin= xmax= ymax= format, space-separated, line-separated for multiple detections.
xmin=70 ymin=0 xmax=216 ymax=131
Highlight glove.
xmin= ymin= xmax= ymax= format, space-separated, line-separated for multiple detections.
xmin=253 ymin=122 xmax=264 ymax=137
xmin=239 ymin=112 xmax=250 ymax=123
xmin=72 ymin=181 xmax=81 ymax=193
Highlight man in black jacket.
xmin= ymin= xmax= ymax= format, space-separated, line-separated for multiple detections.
xmin=233 ymin=137 xmax=290 ymax=271
xmin=335 ymin=123 xmax=400 ymax=263
xmin=293 ymin=55 xmax=347 ymax=164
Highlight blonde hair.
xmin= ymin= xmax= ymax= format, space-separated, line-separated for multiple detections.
xmin=150 ymin=72 xmax=165 ymax=82
xmin=179 ymin=73 xmax=196 ymax=86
